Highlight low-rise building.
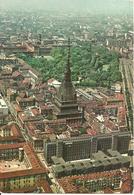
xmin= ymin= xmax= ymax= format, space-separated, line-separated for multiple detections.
xmin=57 ymin=168 xmax=132 ymax=193
xmin=0 ymin=142 xmax=48 ymax=192
xmin=51 ymin=150 xmax=130 ymax=178
xmin=0 ymin=122 xmax=24 ymax=144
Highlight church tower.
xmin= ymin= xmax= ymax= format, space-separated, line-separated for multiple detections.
xmin=54 ymin=38 xmax=83 ymax=124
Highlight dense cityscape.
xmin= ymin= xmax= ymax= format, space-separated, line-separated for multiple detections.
xmin=0 ymin=0 xmax=133 ymax=193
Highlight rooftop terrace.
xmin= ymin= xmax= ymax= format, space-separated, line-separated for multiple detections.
xmin=0 ymin=159 xmax=28 ymax=172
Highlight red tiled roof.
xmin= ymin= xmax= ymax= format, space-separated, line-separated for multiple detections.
xmin=37 ymin=180 xmax=52 ymax=193
xmin=86 ymin=129 xmax=97 ymax=136
xmin=58 ymin=169 xmax=132 ymax=193
xmin=0 ymin=122 xmax=22 ymax=138
xmin=31 ymin=108 xmax=40 ymax=116
xmin=0 ymin=142 xmax=48 ymax=179
xmin=121 ymin=170 xmax=133 ymax=193
xmin=13 ymin=103 xmax=22 ymax=112
xmin=104 ymin=119 xmax=117 ymax=131
xmin=27 ymin=123 xmax=35 ymax=137
xmin=0 ymin=123 xmax=23 ymax=139
xmin=12 ymin=71 xmax=23 ymax=78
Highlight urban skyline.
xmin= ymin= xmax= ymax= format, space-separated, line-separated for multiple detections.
xmin=0 ymin=0 xmax=133 ymax=193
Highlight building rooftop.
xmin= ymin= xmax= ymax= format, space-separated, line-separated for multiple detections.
xmin=52 ymin=150 xmax=130 ymax=177
xmin=0 ymin=159 xmax=27 ymax=172
xmin=107 ymin=149 xmax=121 ymax=157
xmin=0 ymin=122 xmax=24 ymax=142
xmin=0 ymin=142 xmax=47 ymax=179
xmin=57 ymin=169 xmax=132 ymax=193
xmin=51 ymin=156 xmax=65 ymax=165
xmin=92 ymin=151 xmax=108 ymax=160
xmin=2 ymin=179 xmax=52 ymax=193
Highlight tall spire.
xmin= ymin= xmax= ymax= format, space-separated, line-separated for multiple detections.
xmin=64 ymin=37 xmax=72 ymax=82
xmin=54 ymin=38 xmax=83 ymax=124
xmin=57 ymin=37 xmax=76 ymax=102
xmin=67 ymin=37 xmax=71 ymax=70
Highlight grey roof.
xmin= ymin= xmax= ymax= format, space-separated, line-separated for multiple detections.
xmin=92 ymin=151 xmax=108 ymax=161
xmin=83 ymin=161 xmax=92 ymax=168
xmin=107 ymin=149 xmax=121 ymax=157
xmin=54 ymin=164 xmax=65 ymax=172
xmin=66 ymin=164 xmax=74 ymax=171
xmin=102 ymin=160 xmax=111 ymax=167
xmin=51 ymin=156 xmax=65 ymax=165
xmin=75 ymin=163 xmax=82 ymax=170
xmin=51 ymin=151 xmax=130 ymax=175
xmin=119 ymin=156 xmax=130 ymax=164
xmin=110 ymin=158 xmax=121 ymax=165
xmin=93 ymin=161 xmax=102 ymax=167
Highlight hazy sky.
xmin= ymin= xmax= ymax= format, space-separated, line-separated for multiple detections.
xmin=0 ymin=0 xmax=132 ymax=13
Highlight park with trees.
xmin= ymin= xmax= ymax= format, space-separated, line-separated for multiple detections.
xmin=19 ymin=43 xmax=122 ymax=88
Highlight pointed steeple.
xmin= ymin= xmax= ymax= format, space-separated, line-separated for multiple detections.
xmin=54 ymin=38 xmax=83 ymax=124
xmin=57 ymin=38 xmax=76 ymax=102
xmin=64 ymin=37 xmax=72 ymax=83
